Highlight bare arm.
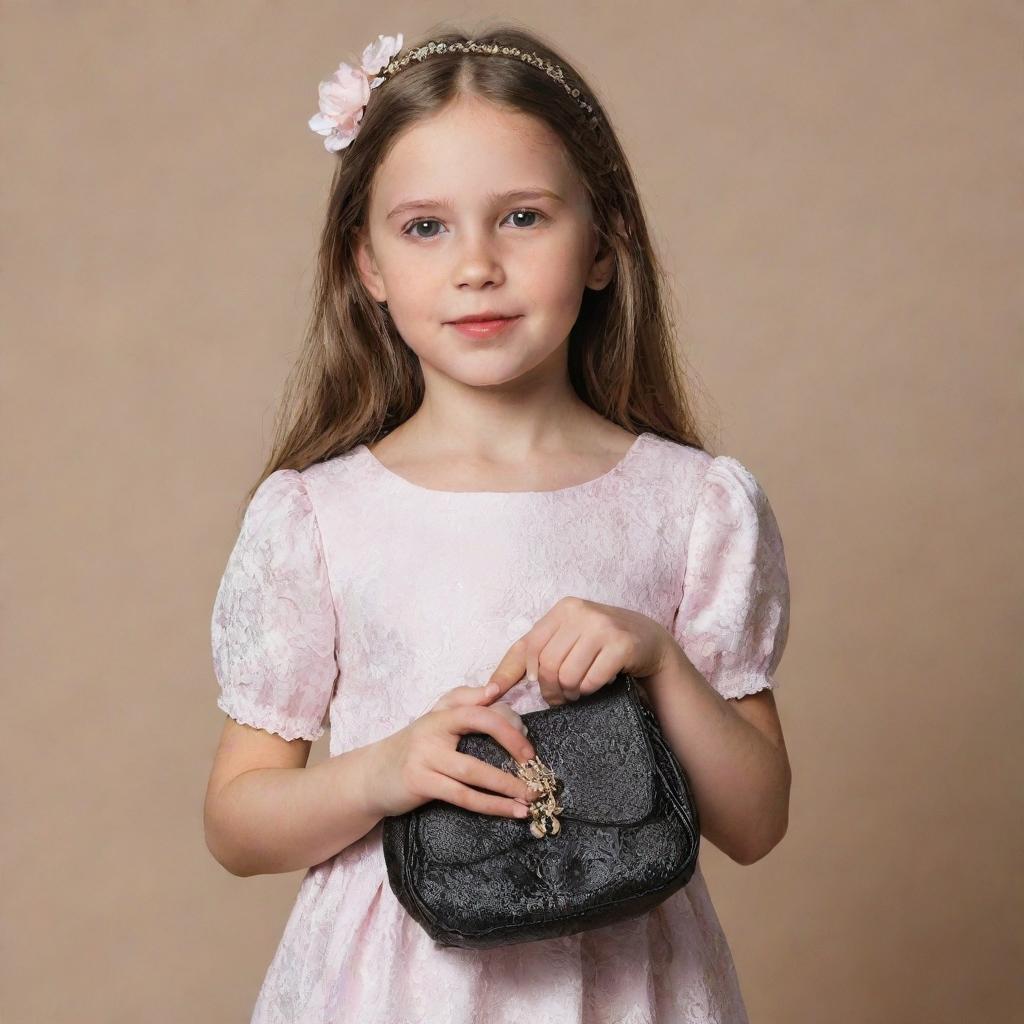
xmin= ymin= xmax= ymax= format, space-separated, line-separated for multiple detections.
xmin=203 ymin=684 xmax=537 ymax=878
xmin=639 ymin=636 xmax=791 ymax=866
xmin=204 ymin=724 xmax=386 ymax=877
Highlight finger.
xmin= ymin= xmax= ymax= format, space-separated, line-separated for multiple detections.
xmin=430 ymin=688 xmax=468 ymax=712
xmin=530 ymin=620 xmax=578 ymax=705
xmin=534 ymin=638 xmax=570 ymax=707
xmin=436 ymin=749 xmax=536 ymax=805
xmin=475 ymin=681 xmax=503 ymax=704
xmin=557 ymin=637 xmax=607 ymax=701
xmin=577 ymin=648 xmax=626 ymax=696
xmin=427 ymin=770 xmax=532 ymax=819
xmin=435 ymin=682 xmax=504 ymax=711
xmin=548 ymin=634 xmax=602 ymax=700
xmin=485 ymin=636 xmax=530 ymax=700
xmin=465 ymin=682 xmax=504 ymax=706
xmin=446 ymin=705 xmax=536 ymax=764
xmin=489 ymin=703 xmax=528 ymax=734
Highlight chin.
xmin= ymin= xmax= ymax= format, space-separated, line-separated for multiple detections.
xmin=442 ymin=363 xmax=532 ymax=388
xmin=445 ymin=343 xmax=564 ymax=385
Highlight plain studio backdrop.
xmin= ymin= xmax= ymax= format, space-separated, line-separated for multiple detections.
xmin=3 ymin=3 xmax=1021 ymax=1022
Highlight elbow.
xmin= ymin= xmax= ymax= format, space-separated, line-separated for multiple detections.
xmin=204 ymin=807 xmax=253 ymax=878
xmin=205 ymin=830 xmax=245 ymax=877
xmin=213 ymin=856 xmax=249 ymax=878
xmin=206 ymin=836 xmax=257 ymax=878
xmin=733 ymin=810 xmax=789 ymax=866
xmin=735 ymin=754 xmax=791 ymax=865
xmin=734 ymin=826 xmax=786 ymax=866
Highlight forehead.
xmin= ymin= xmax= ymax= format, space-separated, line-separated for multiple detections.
xmin=370 ymin=95 xmax=582 ymax=209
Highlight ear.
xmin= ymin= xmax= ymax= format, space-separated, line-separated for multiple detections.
xmin=354 ymin=224 xmax=388 ymax=303
xmin=585 ymin=208 xmax=625 ymax=291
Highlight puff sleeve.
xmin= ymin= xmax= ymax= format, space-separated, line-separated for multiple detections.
xmin=672 ymin=455 xmax=791 ymax=700
xmin=210 ymin=469 xmax=339 ymax=741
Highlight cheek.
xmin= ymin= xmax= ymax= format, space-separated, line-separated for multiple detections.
xmin=533 ymin=276 xmax=584 ymax=318
xmin=517 ymin=242 xmax=591 ymax=314
xmin=521 ymin=270 xmax=589 ymax=335
xmin=383 ymin=279 xmax=440 ymax=338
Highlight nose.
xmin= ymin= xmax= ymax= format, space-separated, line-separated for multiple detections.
xmin=451 ymin=228 xmax=507 ymax=289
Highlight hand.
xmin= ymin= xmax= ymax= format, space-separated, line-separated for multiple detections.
xmin=366 ymin=677 xmax=538 ymax=820
xmin=486 ymin=596 xmax=674 ymax=707
xmin=430 ymin=681 xmax=529 ymax=735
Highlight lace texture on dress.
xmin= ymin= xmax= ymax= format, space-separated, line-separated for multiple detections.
xmin=673 ymin=456 xmax=791 ymax=700
xmin=211 ymin=469 xmax=339 ymax=741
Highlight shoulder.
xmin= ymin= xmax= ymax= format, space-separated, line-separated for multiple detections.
xmin=221 ymin=470 xmax=325 ymax=575
xmin=696 ymin=453 xmax=771 ymax=510
xmin=642 ymin=436 xmax=772 ymax=505
xmin=636 ymin=432 xmax=708 ymax=475
xmin=636 ymin=433 xmax=743 ymax=500
xmin=636 ymin=436 xmax=782 ymax=538
xmin=294 ymin=445 xmax=370 ymax=507
xmin=240 ymin=447 xmax=370 ymax=528
xmin=243 ymin=468 xmax=315 ymax=533
xmin=237 ymin=464 xmax=343 ymax=555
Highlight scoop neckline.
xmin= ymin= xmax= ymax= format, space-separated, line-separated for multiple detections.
xmin=358 ymin=431 xmax=653 ymax=497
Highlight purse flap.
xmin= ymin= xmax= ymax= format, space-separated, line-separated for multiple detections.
xmin=415 ymin=675 xmax=657 ymax=866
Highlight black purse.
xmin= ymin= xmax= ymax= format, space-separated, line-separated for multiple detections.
xmin=382 ymin=672 xmax=700 ymax=949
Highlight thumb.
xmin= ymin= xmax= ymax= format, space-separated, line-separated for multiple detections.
xmin=432 ymin=682 xmax=500 ymax=711
xmin=473 ymin=681 xmax=502 ymax=704
xmin=485 ymin=636 xmax=529 ymax=702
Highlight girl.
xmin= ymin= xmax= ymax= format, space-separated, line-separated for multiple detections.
xmin=204 ymin=22 xmax=792 ymax=1024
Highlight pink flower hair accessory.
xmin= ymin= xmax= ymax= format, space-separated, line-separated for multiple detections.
xmin=307 ymin=32 xmax=404 ymax=152
xmin=308 ymin=35 xmax=602 ymax=155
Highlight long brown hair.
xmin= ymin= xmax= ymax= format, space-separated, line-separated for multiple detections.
xmin=244 ymin=20 xmax=711 ymax=506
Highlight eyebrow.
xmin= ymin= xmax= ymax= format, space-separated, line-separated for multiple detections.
xmin=385 ymin=188 xmax=565 ymax=222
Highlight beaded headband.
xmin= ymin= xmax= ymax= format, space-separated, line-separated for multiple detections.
xmin=308 ymin=32 xmax=598 ymax=153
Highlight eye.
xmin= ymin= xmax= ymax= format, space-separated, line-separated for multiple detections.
xmin=400 ymin=208 xmax=547 ymax=240
xmin=505 ymin=208 xmax=544 ymax=228
xmin=403 ymin=218 xmax=443 ymax=240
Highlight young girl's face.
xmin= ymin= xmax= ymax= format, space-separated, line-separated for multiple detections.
xmin=356 ymin=94 xmax=614 ymax=389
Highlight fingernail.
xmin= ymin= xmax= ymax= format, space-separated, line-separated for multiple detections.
xmin=527 ymin=672 xmax=538 ymax=683
xmin=520 ymin=724 xmax=529 ymax=735
xmin=485 ymin=683 xmax=498 ymax=697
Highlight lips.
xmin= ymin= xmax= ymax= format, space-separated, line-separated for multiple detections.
xmin=447 ymin=315 xmax=522 ymax=339
xmin=448 ymin=313 xmax=520 ymax=324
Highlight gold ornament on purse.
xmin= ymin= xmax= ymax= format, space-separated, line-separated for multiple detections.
xmin=511 ymin=751 xmax=564 ymax=838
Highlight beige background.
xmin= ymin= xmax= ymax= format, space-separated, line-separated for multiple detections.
xmin=5 ymin=2 xmax=1022 ymax=1022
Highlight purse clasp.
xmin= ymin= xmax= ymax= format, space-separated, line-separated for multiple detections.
xmin=512 ymin=755 xmax=564 ymax=838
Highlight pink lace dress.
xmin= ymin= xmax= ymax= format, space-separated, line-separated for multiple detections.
xmin=210 ymin=431 xmax=791 ymax=1024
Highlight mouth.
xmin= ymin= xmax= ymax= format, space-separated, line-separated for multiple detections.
xmin=446 ymin=315 xmax=523 ymax=339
